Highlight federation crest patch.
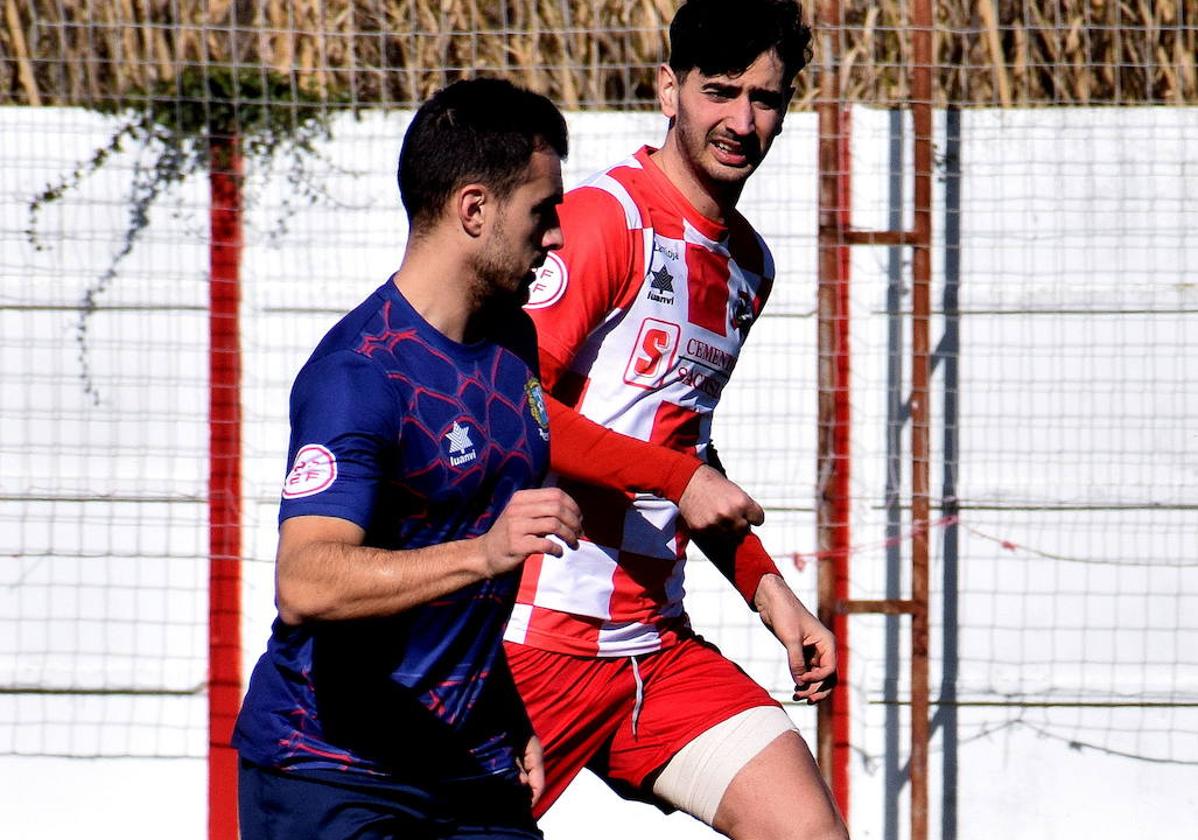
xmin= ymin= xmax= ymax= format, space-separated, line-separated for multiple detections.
xmin=524 ymin=252 xmax=568 ymax=309
xmin=526 ymin=377 xmax=550 ymax=441
xmin=282 ymin=443 xmax=337 ymax=498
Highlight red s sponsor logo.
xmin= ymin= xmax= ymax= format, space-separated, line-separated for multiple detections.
xmin=624 ymin=318 xmax=680 ymax=388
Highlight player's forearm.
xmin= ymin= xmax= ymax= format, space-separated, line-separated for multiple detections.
xmin=693 ymin=530 xmax=782 ymax=610
xmin=276 ymin=538 xmax=489 ymax=624
xmin=753 ymin=572 xmax=823 ymax=645
xmin=546 ymin=394 xmax=702 ymax=502
xmin=752 ymin=570 xmax=803 ymax=616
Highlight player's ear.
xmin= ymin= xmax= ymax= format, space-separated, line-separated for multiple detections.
xmin=456 ymin=184 xmax=487 ymax=238
xmin=657 ymin=63 xmax=679 ymax=119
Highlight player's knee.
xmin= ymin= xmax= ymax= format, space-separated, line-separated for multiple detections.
xmin=719 ymin=808 xmax=848 ymax=840
xmin=716 ymin=795 xmax=848 ymax=840
xmin=795 ymin=810 xmax=850 ymax=840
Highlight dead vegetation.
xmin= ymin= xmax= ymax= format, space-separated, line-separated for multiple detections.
xmin=2 ymin=0 xmax=1195 ymax=108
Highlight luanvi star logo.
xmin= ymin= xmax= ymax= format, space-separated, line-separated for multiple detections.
xmin=648 ymin=264 xmax=675 ymax=304
xmin=651 ymin=265 xmax=674 ymax=292
xmin=445 ymin=421 xmax=477 ymax=466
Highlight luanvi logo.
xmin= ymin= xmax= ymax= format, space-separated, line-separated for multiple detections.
xmin=647 ymin=264 xmax=675 ymax=305
xmin=445 ymin=421 xmax=478 ymax=467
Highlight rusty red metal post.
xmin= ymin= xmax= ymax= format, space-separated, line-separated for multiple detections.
xmin=814 ymin=1 xmax=934 ymax=837
xmin=208 ymin=133 xmax=243 ymax=840
xmin=815 ymin=0 xmax=853 ymax=821
xmin=909 ymin=1 xmax=935 ymax=837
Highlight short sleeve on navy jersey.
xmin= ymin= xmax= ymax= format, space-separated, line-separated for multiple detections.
xmin=279 ymin=349 xmax=401 ymax=529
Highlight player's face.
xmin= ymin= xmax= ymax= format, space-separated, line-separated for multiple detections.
xmin=477 ymin=147 xmax=565 ymax=302
xmin=661 ymin=49 xmax=793 ymax=191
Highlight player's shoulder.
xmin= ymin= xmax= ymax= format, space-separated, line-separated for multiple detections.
xmin=562 ymin=149 xmax=656 ymax=233
xmin=727 ymin=210 xmax=776 ymax=279
xmin=292 ymin=345 xmax=393 ymax=412
xmin=307 ymin=281 xmax=396 ymax=359
xmin=293 ymin=286 xmax=405 ymax=396
xmin=560 ymin=183 xmax=640 ymax=238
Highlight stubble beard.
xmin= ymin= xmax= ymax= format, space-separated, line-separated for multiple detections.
xmin=471 ymin=221 xmax=529 ymax=311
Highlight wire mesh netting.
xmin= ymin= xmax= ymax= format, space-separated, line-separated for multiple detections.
xmin=1 ymin=2 xmax=1196 ymax=838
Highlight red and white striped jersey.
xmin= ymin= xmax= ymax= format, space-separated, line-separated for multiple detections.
xmin=504 ymin=146 xmax=775 ymax=657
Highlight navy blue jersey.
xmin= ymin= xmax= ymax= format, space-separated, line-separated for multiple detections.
xmin=233 ymin=279 xmax=552 ymax=784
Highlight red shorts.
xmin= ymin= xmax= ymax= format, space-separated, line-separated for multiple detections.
xmin=504 ymin=636 xmax=780 ymax=817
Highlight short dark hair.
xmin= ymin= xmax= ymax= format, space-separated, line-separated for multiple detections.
xmin=398 ymin=78 xmax=568 ymax=231
xmin=668 ymin=0 xmax=813 ymax=83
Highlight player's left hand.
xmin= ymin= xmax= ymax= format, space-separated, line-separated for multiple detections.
xmin=516 ymin=733 xmax=546 ymax=807
xmin=753 ymin=574 xmax=839 ymax=704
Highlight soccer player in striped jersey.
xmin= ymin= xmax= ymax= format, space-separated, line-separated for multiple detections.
xmin=503 ymin=2 xmax=850 ymax=838
xmin=232 ymin=79 xmax=581 ymax=840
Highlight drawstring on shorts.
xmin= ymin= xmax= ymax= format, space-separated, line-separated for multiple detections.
xmin=630 ymin=655 xmax=644 ymax=738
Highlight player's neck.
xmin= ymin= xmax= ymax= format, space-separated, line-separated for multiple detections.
xmin=391 ymin=234 xmax=477 ymax=344
xmin=650 ymin=140 xmax=744 ymax=226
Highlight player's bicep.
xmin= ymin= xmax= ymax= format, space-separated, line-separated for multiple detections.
xmin=274 ymin=514 xmax=367 ymax=624
xmin=277 ymin=515 xmax=365 ymax=569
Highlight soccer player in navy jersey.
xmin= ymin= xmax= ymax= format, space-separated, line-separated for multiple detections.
xmin=232 ymin=78 xmax=581 ymax=840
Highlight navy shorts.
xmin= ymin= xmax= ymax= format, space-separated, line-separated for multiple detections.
xmin=238 ymin=760 xmax=543 ymax=840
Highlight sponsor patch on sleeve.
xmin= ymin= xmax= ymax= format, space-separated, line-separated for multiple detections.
xmin=524 ymin=252 xmax=568 ymax=309
xmin=281 ymin=443 xmax=337 ymax=498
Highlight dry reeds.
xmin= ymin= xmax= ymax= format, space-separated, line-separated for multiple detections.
xmin=2 ymin=1 xmax=1196 ymax=108
xmin=828 ymin=0 xmax=1198 ymax=106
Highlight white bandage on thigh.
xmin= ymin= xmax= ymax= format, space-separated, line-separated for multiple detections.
xmin=651 ymin=705 xmax=798 ymax=826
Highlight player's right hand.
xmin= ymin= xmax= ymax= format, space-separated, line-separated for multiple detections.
xmin=677 ymin=464 xmax=765 ymax=536
xmin=517 ymin=733 xmax=546 ymax=808
xmin=754 ymin=575 xmax=839 ymax=705
xmin=478 ymin=487 xmax=582 ymax=577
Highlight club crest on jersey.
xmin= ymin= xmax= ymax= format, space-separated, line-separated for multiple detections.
xmin=731 ymin=290 xmax=757 ymax=339
xmin=647 ymin=264 xmax=675 ymax=305
xmin=445 ymin=420 xmax=478 ymax=467
xmin=282 ymin=443 xmax=337 ymax=498
xmin=525 ymin=378 xmax=550 ymax=441
xmin=524 ymin=252 xmax=568 ymax=310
